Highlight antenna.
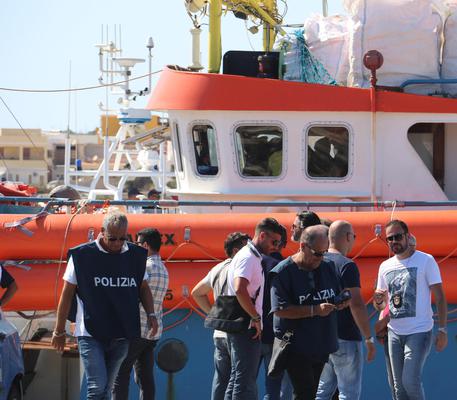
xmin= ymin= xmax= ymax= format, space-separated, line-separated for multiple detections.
xmin=66 ymin=60 xmax=72 ymax=137
xmin=146 ymin=37 xmax=154 ymax=95
xmin=322 ymin=0 xmax=328 ymax=17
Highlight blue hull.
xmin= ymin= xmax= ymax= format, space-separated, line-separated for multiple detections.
xmin=80 ymin=308 xmax=457 ymax=399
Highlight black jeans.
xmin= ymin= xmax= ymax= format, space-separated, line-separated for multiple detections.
xmin=285 ymin=351 xmax=326 ymax=400
xmin=112 ymin=337 xmax=157 ymax=400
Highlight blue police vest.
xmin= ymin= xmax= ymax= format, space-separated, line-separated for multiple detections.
xmin=69 ymin=241 xmax=147 ymax=340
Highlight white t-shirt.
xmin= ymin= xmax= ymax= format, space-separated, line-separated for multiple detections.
xmin=63 ymin=236 xmax=147 ymax=337
xmin=227 ymin=242 xmax=264 ymax=323
xmin=202 ymin=259 xmax=232 ymax=339
xmin=376 ymin=250 xmax=442 ymax=335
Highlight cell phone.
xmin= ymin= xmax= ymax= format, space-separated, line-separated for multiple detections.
xmin=334 ymin=289 xmax=352 ymax=305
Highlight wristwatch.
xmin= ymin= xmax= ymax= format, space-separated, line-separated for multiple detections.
xmin=438 ymin=327 xmax=447 ymax=334
xmin=364 ymin=336 xmax=375 ymax=343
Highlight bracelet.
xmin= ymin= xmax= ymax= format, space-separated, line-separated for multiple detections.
xmin=438 ymin=327 xmax=447 ymax=334
xmin=251 ymin=315 xmax=261 ymax=323
xmin=52 ymin=330 xmax=66 ymax=338
xmin=148 ymin=312 xmax=156 ymax=318
xmin=365 ymin=336 xmax=375 ymax=343
xmin=310 ymin=305 xmax=314 ymax=317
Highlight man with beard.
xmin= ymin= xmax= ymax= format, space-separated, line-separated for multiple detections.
xmin=225 ymin=218 xmax=283 ymax=400
xmin=191 ymin=232 xmax=251 ymax=400
xmin=290 ymin=211 xmax=321 ymax=243
xmin=374 ymin=220 xmax=447 ymax=400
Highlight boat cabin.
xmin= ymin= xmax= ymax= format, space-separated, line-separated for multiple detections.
xmin=147 ymin=66 xmax=457 ymax=212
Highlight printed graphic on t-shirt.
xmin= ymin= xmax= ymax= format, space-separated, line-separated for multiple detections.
xmin=386 ymin=267 xmax=417 ymax=319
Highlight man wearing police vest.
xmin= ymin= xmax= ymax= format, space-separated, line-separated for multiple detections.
xmin=52 ymin=211 xmax=157 ymax=400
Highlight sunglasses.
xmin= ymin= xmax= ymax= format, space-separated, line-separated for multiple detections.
xmin=306 ymin=244 xmax=327 ymax=258
xmin=265 ymin=232 xmax=281 ymax=247
xmin=386 ymin=233 xmax=405 ymax=243
xmin=106 ymin=236 xmax=128 ymax=242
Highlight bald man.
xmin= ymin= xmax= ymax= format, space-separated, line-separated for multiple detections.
xmin=316 ymin=220 xmax=375 ymax=400
xmin=270 ymin=225 xmax=344 ymax=400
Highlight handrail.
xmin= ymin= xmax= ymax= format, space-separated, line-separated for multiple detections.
xmin=399 ymin=78 xmax=457 ymax=89
xmin=3 ymin=197 xmax=457 ymax=209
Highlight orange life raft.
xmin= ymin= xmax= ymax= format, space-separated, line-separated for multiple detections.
xmin=1 ymin=211 xmax=457 ymax=311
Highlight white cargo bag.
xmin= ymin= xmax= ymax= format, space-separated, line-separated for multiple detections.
xmin=344 ymin=0 xmax=442 ymax=94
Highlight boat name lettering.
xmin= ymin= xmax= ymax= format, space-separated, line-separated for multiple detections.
xmin=164 ymin=289 xmax=173 ymax=301
xmin=94 ymin=277 xmax=137 ymax=287
xmin=161 ymin=233 xmax=176 ymax=246
xmin=298 ymin=289 xmax=336 ymax=304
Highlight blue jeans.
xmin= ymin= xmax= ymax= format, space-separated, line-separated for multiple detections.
xmin=78 ymin=337 xmax=129 ymax=400
xmin=388 ymin=330 xmax=432 ymax=400
xmin=259 ymin=343 xmax=293 ymax=400
xmin=383 ymin=338 xmax=396 ymax=400
xmin=316 ymin=340 xmax=363 ymax=400
xmin=112 ymin=338 xmax=157 ymax=400
xmin=225 ymin=329 xmax=261 ymax=400
xmin=212 ymin=336 xmax=232 ymax=400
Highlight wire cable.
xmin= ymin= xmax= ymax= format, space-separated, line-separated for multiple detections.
xmin=0 ymin=95 xmax=52 ymax=171
xmin=0 ymin=70 xmax=162 ymax=93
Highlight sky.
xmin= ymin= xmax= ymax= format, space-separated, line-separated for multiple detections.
xmin=0 ymin=1 xmax=344 ymax=132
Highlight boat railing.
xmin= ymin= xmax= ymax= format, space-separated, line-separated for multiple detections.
xmin=399 ymin=78 xmax=457 ymax=89
xmin=3 ymin=197 xmax=457 ymax=211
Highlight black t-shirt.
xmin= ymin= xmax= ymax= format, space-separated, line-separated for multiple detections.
xmin=261 ymin=254 xmax=282 ymax=345
xmin=0 ymin=267 xmax=15 ymax=288
xmin=325 ymin=252 xmax=362 ymax=341
xmin=270 ymin=257 xmax=340 ymax=360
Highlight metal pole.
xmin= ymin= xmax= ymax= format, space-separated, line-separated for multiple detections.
xmin=208 ymin=0 xmax=222 ymax=73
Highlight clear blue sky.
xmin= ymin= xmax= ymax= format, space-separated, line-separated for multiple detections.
xmin=0 ymin=1 xmax=344 ymax=132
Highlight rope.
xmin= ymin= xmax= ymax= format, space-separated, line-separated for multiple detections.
xmin=437 ymin=245 xmax=457 ymax=264
xmin=163 ymin=297 xmax=206 ymax=319
xmin=389 ymin=200 xmax=397 ymax=221
xmin=352 ymin=236 xmax=387 ymax=260
xmin=54 ymin=204 xmax=88 ymax=309
xmin=165 ymin=241 xmax=222 ymax=262
xmin=0 ymin=70 xmax=162 ymax=93
xmin=163 ymin=309 xmax=193 ymax=332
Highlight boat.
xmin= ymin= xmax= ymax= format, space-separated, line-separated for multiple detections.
xmin=2 ymin=0 xmax=457 ymax=398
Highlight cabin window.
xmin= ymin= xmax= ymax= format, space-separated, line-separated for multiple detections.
xmin=234 ymin=125 xmax=283 ymax=177
xmin=23 ymin=147 xmax=45 ymax=161
xmin=407 ymin=123 xmax=444 ymax=188
xmin=191 ymin=124 xmax=219 ymax=176
xmin=306 ymin=126 xmax=349 ymax=178
xmin=173 ymin=123 xmax=184 ymax=173
xmin=0 ymin=147 xmax=20 ymax=160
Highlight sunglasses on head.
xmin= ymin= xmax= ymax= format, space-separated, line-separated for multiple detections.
xmin=306 ymin=244 xmax=327 ymax=258
xmin=106 ymin=236 xmax=128 ymax=242
xmin=386 ymin=233 xmax=405 ymax=243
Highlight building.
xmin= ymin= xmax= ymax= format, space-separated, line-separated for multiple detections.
xmin=0 ymin=128 xmax=49 ymax=190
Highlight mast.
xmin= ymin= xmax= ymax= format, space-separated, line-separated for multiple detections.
xmin=322 ymin=0 xmax=328 ymax=17
xmin=208 ymin=0 xmax=222 ymax=73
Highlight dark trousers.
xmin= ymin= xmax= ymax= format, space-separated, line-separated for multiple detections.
xmin=285 ymin=352 xmax=325 ymax=400
xmin=112 ymin=337 xmax=157 ymax=400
